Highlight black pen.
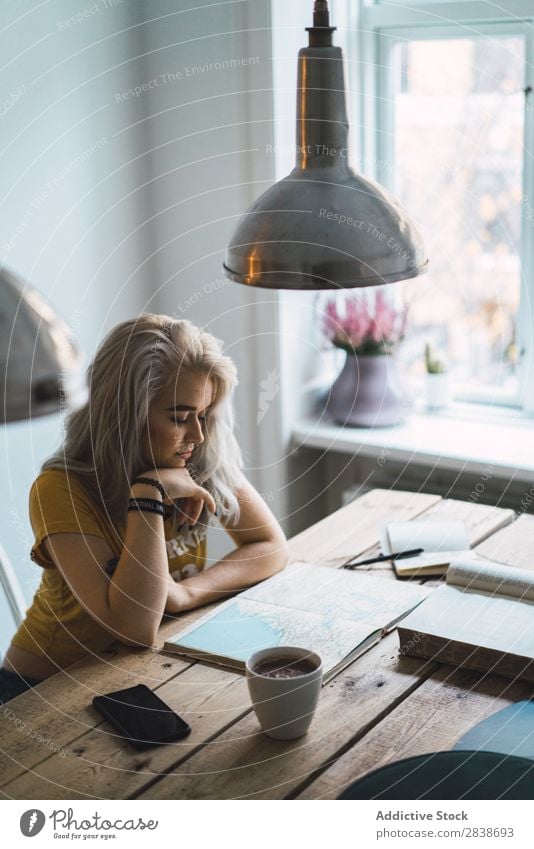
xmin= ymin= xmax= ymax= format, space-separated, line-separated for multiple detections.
xmin=342 ymin=547 xmax=424 ymax=569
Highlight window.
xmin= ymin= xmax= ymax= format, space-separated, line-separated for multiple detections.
xmin=392 ymin=35 xmax=524 ymax=402
xmin=345 ymin=1 xmax=534 ymax=409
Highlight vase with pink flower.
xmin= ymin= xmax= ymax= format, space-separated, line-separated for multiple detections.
xmin=321 ymin=290 xmax=409 ymax=427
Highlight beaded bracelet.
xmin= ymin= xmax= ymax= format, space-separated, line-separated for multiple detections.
xmin=128 ymin=496 xmax=163 ymax=505
xmin=127 ymin=504 xmax=165 ymax=517
xmin=131 ymin=476 xmax=166 ymax=500
xmin=127 ymin=498 xmax=165 ymax=517
xmin=129 ymin=497 xmax=172 ymax=520
xmin=128 ymin=496 xmax=163 ymax=507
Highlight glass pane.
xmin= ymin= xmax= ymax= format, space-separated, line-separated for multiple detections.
xmin=390 ymin=37 xmax=525 ymax=401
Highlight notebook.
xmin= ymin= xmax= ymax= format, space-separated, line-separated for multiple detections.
xmin=380 ymin=519 xmax=471 ymax=577
xmin=160 ymin=561 xmax=430 ymax=683
xmin=398 ymin=554 xmax=534 ymax=683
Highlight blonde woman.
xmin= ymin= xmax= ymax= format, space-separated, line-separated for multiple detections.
xmin=0 ymin=316 xmax=289 ymax=703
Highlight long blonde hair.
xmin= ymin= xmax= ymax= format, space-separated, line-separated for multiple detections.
xmin=42 ymin=315 xmax=244 ymax=542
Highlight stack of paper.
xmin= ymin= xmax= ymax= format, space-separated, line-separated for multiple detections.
xmin=398 ymin=554 xmax=534 ymax=683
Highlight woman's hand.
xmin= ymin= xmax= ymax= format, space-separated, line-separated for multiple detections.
xmin=138 ymin=467 xmax=217 ymax=517
xmin=171 ymin=496 xmax=207 ymax=529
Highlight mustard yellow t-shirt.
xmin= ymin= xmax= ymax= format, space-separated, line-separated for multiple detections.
xmin=11 ymin=469 xmax=208 ymax=669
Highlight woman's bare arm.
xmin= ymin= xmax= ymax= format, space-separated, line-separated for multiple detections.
xmin=166 ymin=475 xmax=290 ymax=614
xmin=43 ymin=482 xmax=170 ymax=648
xmin=105 ymin=482 xmax=169 ymax=643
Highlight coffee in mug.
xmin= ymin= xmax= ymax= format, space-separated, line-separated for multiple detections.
xmin=251 ymin=657 xmax=318 ymax=679
xmin=246 ymin=646 xmax=323 ymax=740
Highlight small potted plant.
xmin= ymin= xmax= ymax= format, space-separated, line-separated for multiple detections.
xmin=424 ymin=342 xmax=450 ymax=410
xmin=321 ymin=290 xmax=409 ymax=427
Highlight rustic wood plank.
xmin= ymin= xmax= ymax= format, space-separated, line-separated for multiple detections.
xmin=0 ymin=490 xmax=438 ymax=797
xmin=288 ymin=489 xmax=442 ymax=565
xmin=0 ymin=593 xmax=230 ymax=789
xmin=298 ymin=663 xmax=534 ymax=799
xmin=296 ymin=516 xmax=534 ymax=798
xmin=420 ymin=498 xmax=515 ymax=546
xmin=133 ymin=633 xmax=438 ymax=800
xmin=1 ymin=664 xmax=249 ymax=800
xmin=0 ymin=591 xmax=233 ymax=788
xmin=474 ymin=513 xmax=534 ymax=568
xmin=130 ymin=497 xmax=518 ymax=799
xmin=0 ymin=644 xmax=191 ymax=789
xmin=0 ymin=490 xmax=517 ymax=800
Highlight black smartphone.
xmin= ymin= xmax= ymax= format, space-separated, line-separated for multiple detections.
xmin=92 ymin=684 xmax=191 ymax=750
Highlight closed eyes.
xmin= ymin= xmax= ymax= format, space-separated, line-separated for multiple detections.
xmin=170 ymin=415 xmax=207 ymax=424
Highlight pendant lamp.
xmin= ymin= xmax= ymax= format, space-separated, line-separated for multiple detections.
xmin=0 ymin=266 xmax=86 ymax=626
xmin=223 ymin=0 xmax=428 ymax=290
xmin=0 ymin=267 xmax=87 ymax=424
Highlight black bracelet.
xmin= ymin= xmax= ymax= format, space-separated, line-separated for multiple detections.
xmin=127 ymin=499 xmax=165 ymax=517
xmin=127 ymin=504 xmax=165 ymax=517
xmin=128 ymin=496 xmax=163 ymax=508
xmin=132 ymin=476 xmax=166 ymax=500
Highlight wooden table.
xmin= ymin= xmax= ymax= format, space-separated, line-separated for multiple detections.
xmin=1 ymin=488 xmax=533 ymax=800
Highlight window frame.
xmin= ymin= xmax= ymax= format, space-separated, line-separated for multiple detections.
xmin=341 ymin=0 xmax=534 ymax=411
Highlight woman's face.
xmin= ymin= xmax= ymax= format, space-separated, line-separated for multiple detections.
xmin=141 ymin=370 xmax=214 ymax=469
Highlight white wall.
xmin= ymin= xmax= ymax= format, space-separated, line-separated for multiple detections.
xmin=0 ymin=0 xmax=153 ymax=647
xmin=1 ymin=0 xmax=350 ymax=653
xmin=138 ymin=0 xmax=286 ymax=560
xmin=270 ymin=0 xmax=364 ymax=535
xmin=0 ymin=0 xmax=290 ymax=651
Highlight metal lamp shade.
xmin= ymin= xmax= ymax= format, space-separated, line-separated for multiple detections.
xmin=224 ymin=30 xmax=428 ymax=289
xmin=0 ymin=267 xmax=87 ymax=423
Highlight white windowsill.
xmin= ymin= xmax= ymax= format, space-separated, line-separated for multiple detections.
xmin=291 ymin=401 xmax=534 ymax=481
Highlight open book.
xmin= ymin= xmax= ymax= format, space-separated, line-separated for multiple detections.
xmin=161 ymin=561 xmax=430 ymax=683
xmin=381 ymin=520 xmax=471 ymax=577
xmin=398 ymin=555 xmax=534 ymax=683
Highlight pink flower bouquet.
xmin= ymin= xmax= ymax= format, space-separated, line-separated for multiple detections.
xmin=322 ymin=290 xmax=408 ymax=356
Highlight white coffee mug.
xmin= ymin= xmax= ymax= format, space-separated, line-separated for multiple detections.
xmin=245 ymin=646 xmax=323 ymax=740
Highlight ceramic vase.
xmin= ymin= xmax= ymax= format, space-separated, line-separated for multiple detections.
xmin=325 ymin=351 xmax=406 ymax=427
